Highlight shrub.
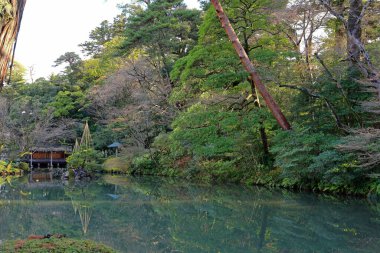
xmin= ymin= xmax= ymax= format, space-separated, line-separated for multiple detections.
xmin=1 ymin=238 xmax=117 ymax=253
xmin=271 ymin=127 xmax=338 ymax=188
xmin=103 ymin=157 xmax=130 ymax=173
xmin=18 ymin=162 xmax=30 ymax=172
xmin=67 ymin=148 xmax=103 ymax=172
xmin=131 ymin=154 xmax=157 ymax=175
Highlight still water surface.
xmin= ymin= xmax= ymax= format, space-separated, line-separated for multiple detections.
xmin=0 ymin=175 xmax=379 ymax=252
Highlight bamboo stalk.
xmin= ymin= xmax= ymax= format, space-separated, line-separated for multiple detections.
xmin=210 ymin=0 xmax=291 ymax=130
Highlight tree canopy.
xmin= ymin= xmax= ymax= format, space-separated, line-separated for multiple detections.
xmin=2 ymin=0 xmax=380 ymax=195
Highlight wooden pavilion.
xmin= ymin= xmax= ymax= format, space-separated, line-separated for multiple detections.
xmin=107 ymin=141 xmax=122 ymax=157
xmin=23 ymin=146 xmax=72 ymax=169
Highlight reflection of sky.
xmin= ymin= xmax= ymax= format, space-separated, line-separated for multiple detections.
xmin=1 ymin=175 xmax=379 ymax=253
xmin=15 ymin=0 xmax=200 ymax=81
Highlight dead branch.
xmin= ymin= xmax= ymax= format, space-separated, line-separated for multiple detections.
xmin=337 ymin=127 xmax=380 ymax=169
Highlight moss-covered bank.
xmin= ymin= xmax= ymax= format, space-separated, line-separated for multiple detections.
xmin=0 ymin=238 xmax=117 ymax=253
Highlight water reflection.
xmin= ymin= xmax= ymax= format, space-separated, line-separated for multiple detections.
xmin=0 ymin=175 xmax=379 ymax=253
xmin=65 ymin=182 xmax=96 ymax=234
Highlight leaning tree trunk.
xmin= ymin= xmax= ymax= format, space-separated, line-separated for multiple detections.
xmin=210 ymin=0 xmax=291 ymax=130
xmin=0 ymin=0 xmax=27 ymax=89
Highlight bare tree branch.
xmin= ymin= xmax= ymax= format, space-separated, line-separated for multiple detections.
xmin=356 ymin=0 xmax=374 ymax=25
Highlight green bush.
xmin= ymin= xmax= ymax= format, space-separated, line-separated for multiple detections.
xmin=1 ymin=238 xmax=117 ymax=253
xmin=18 ymin=162 xmax=30 ymax=172
xmin=103 ymin=157 xmax=130 ymax=173
xmin=67 ymin=148 xmax=103 ymax=172
xmin=131 ymin=154 xmax=157 ymax=175
xmin=271 ymin=127 xmax=339 ymax=188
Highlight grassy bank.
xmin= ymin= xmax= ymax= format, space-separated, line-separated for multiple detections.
xmin=0 ymin=238 xmax=117 ymax=253
xmin=103 ymin=150 xmax=380 ymax=198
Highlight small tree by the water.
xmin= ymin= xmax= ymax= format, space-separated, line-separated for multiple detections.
xmin=73 ymin=138 xmax=80 ymax=154
xmin=67 ymin=122 xmax=102 ymax=171
xmin=80 ymin=122 xmax=93 ymax=150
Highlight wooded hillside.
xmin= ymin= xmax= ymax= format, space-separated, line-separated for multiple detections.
xmin=2 ymin=0 xmax=380 ymax=195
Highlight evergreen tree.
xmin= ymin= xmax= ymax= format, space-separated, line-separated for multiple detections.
xmin=121 ymin=0 xmax=201 ymax=79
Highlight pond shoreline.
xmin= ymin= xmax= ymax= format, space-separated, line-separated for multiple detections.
xmin=1 ymin=237 xmax=117 ymax=253
xmin=4 ymin=168 xmax=378 ymax=200
xmin=111 ymin=170 xmax=380 ymax=200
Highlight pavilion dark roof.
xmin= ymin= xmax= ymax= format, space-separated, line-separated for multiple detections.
xmin=30 ymin=146 xmax=72 ymax=152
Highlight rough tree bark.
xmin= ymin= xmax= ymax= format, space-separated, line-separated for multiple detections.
xmin=0 ymin=0 xmax=27 ymax=89
xmin=321 ymin=0 xmax=366 ymax=62
xmin=333 ymin=0 xmax=346 ymax=55
xmin=210 ymin=0 xmax=291 ymax=130
xmin=347 ymin=0 xmax=363 ymax=63
xmin=321 ymin=0 xmax=379 ymax=99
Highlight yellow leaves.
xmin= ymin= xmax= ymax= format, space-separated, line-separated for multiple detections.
xmin=20 ymin=190 xmax=31 ymax=196
xmin=102 ymin=36 xmax=124 ymax=54
xmin=18 ymin=151 xmax=31 ymax=157
xmin=0 ymin=160 xmax=22 ymax=177
xmin=6 ymin=162 xmax=12 ymax=172
xmin=5 ymin=175 xmax=12 ymax=186
xmin=83 ymin=59 xmax=104 ymax=78
xmin=82 ymin=49 xmax=123 ymax=83
xmin=128 ymin=48 xmax=147 ymax=60
xmin=200 ymin=91 xmax=211 ymax=99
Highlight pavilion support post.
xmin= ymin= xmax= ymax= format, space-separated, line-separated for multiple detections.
xmin=30 ymin=152 xmax=33 ymax=171
xmin=210 ymin=0 xmax=291 ymax=130
xmin=50 ymin=151 xmax=53 ymax=169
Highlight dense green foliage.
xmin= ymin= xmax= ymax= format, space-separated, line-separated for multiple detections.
xmin=66 ymin=148 xmax=103 ymax=171
xmin=2 ymin=0 xmax=380 ymax=195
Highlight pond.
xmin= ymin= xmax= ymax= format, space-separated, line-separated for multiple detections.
xmin=0 ymin=174 xmax=379 ymax=253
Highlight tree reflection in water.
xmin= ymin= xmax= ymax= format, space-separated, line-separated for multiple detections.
xmin=0 ymin=174 xmax=379 ymax=253
xmin=65 ymin=182 xmax=95 ymax=235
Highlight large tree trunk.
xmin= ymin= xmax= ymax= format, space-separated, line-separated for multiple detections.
xmin=347 ymin=0 xmax=363 ymax=63
xmin=321 ymin=0 xmax=379 ymax=99
xmin=346 ymin=0 xmax=379 ymax=100
xmin=333 ymin=0 xmax=346 ymax=55
xmin=210 ymin=0 xmax=291 ymax=130
xmin=0 ymin=0 xmax=27 ymax=89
